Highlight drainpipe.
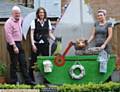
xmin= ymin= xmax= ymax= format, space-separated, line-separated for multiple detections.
xmin=25 ymin=0 xmax=27 ymax=7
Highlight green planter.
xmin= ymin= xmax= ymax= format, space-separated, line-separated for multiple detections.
xmin=37 ymin=55 xmax=116 ymax=84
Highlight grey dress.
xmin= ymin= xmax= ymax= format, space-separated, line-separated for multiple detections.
xmin=94 ymin=21 xmax=112 ymax=53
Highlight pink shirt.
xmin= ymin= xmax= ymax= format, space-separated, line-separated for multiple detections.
xmin=4 ymin=17 xmax=22 ymax=45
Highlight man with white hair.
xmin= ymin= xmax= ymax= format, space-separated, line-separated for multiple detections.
xmin=4 ymin=6 xmax=34 ymax=85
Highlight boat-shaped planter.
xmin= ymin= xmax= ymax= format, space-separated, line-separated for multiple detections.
xmin=37 ymin=55 xmax=116 ymax=84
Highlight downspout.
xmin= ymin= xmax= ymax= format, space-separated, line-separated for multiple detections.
xmin=25 ymin=0 xmax=27 ymax=7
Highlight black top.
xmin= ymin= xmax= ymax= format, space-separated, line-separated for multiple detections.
xmin=94 ymin=21 xmax=112 ymax=53
xmin=34 ymin=19 xmax=49 ymax=44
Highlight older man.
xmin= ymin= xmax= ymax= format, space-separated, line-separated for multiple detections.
xmin=4 ymin=6 xmax=34 ymax=85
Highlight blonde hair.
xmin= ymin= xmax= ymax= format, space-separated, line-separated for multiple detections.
xmin=97 ymin=9 xmax=107 ymax=16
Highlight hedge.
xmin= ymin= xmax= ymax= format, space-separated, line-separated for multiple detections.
xmin=0 ymin=82 xmax=120 ymax=92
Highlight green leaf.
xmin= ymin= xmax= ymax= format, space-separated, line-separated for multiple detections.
xmin=84 ymin=0 xmax=90 ymax=4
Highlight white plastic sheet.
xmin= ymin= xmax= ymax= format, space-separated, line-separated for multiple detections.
xmin=22 ymin=12 xmax=36 ymax=39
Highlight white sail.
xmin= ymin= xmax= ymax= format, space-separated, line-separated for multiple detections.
xmin=22 ymin=12 xmax=36 ymax=39
xmin=54 ymin=0 xmax=95 ymax=55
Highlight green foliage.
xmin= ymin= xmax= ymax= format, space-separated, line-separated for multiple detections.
xmin=57 ymin=82 xmax=120 ymax=92
xmin=10 ymin=0 xmax=15 ymax=1
xmin=33 ymin=84 xmax=45 ymax=89
xmin=0 ymin=62 xmax=7 ymax=76
xmin=0 ymin=84 xmax=31 ymax=89
xmin=85 ymin=0 xmax=90 ymax=4
xmin=31 ymin=63 xmax=40 ymax=72
xmin=0 ymin=82 xmax=120 ymax=91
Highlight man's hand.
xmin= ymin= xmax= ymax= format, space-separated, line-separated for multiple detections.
xmin=13 ymin=45 xmax=19 ymax=54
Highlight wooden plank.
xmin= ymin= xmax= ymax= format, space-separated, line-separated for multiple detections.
xmin=117 ymin=24 xmax=120 ymax=54
xmin=112 ymin=24 xmax=119 ymax=54
xmin=0 ymin=24 xmax=2 ymax=61
xmin=22 ymin=29 xmax=31 ymax=65
xmin=0 ymin=23 xmax=32 ymax=66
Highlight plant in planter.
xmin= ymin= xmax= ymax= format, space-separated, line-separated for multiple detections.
xmin=32 ymin=63 xmax=44 ymax=84
xmin=0 ymin=62 xmax=7 ymax=83
xmin=31 ymin=63 xmax=40 ymax=72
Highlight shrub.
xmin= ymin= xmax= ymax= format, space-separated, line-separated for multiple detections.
xmin=0 ymin=81 xmax=120 ymax=91
xmin=0 ymin=62 xmax=7 ymax=76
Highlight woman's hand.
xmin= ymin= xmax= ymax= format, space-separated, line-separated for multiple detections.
xmin=32 ymin=44 xmax=37 ymax=53
xmin=100 ymin=44 xmax=106 ymax=50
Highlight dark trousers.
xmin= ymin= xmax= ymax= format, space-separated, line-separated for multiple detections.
xmin=29 ymin=43 xmax=49 ymax=81
xmin=7 ymin=42 xmax=31 ymax=83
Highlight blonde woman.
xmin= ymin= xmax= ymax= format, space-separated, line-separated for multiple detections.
xmin=87 ymin=9 xmax=113 ymax=53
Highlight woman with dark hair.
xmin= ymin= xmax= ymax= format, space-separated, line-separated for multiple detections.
xmin=29 ymin=7 xmax=55 ymax=83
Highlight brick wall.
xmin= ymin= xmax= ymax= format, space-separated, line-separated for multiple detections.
xmin=61 ymin=0 xmax=71 ymax=13
xmin=89 ymin=0 xmax=120 ymax=20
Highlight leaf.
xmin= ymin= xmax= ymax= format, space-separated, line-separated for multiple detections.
xmin=85 ymin=0 xmax=90 ymax=4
